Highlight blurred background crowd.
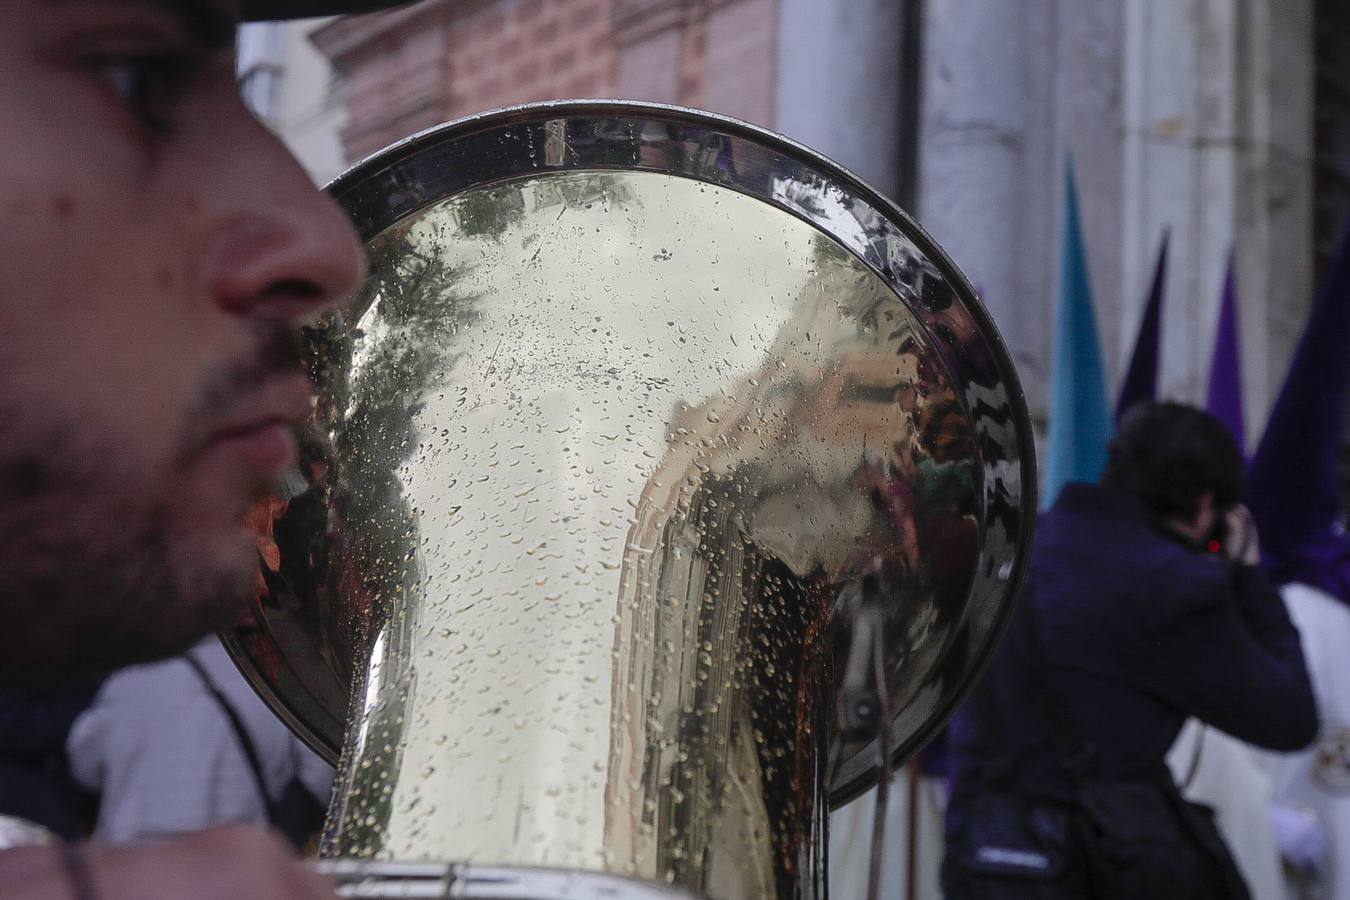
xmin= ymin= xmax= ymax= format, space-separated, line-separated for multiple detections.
xmin=4 ymin=2 xmax=1348 ymax=898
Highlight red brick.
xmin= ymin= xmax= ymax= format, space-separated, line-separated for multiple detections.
xmin=569 ymin=5 xmax=601 ymax=33
xmin=531 ymin=20 xmax=560 ymax=45
xmin=321 ymin=0 xmax=779 ymax=155
xmin=476 ymin=9 xmax=506 ymax=40
xmin=564 ymin=75 xmax=595 ymax=96
xmin=515 ymin=59 xmax=541 ymax=85
xmin=550 ymin=46 xmax=578 ymax=71
xmin=701 ymin=0 xmax=775 ymax=126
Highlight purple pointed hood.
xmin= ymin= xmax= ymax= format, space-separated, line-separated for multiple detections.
xmin=1207 ymin=253 xmax=1246 ymax=455
xmin=1247 ymin=224 xmax=1350 ymax=599
xmin=1116 ymin=231 xmax=1168 ymax=421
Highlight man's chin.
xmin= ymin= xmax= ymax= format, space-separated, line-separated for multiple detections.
xmin=68 ymin=527 xmax=260 ymax=678
xmin=176 ymin=524 xmax=262 ymax=623
xmin=77 ymin=584 xmax=253 ymax=679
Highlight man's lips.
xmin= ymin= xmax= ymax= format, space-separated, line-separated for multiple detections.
xmin=198 ymin=377 xmax=314 ymax=473
xmin=207 ymin=421 xmax=299 ymax=472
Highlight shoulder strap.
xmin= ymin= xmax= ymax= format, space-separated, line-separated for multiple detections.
xmin=1015 ymin=598 xmax=1098 ymax=781
xmin=183 ymin=652 xmax=281 ymax=823
xmin=1178 ymin=724 xmax=1205 ymax=791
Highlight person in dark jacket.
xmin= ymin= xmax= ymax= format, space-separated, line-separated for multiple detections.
xmin=943 ymin=401 xmax=1317 ymax=894
xmin=0 ymin=684 xmax=100 ymax=840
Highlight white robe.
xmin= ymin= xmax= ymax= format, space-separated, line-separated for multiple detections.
xmin=1165 ymin=581 xmax=1350 ymax=900
xmin=1167 ymin=721 xmax=1285 ymax=900
xmin=828 ymin=768 xmax=945 ymax=900
xmin=1266 ymin=582 xmax=1350 ymax=900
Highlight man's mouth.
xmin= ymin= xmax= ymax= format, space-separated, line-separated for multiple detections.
xmin=198 ymin=376 xmax=314 ymax=473
xmin=207 ymin=419 xmax=299 ymax=473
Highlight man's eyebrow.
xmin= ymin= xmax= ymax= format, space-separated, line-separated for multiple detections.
xmin=50 ymin=0 xmax=238 ymax=52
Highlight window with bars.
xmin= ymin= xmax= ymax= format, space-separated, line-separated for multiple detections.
xmin=236 ymin=22 xmax=286 ymax=124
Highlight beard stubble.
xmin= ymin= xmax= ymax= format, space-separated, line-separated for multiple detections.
xmin=0 ymin=325 xmax=302 ymax=683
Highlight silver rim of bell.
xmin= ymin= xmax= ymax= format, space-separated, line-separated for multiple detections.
xmin=320 ymin=861 xmax=706 ymax=899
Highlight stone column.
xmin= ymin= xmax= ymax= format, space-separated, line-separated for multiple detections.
xmin=1121 ymin=0 xmax=1314 ymax=442
xmin=772 ymin=0 xmax=906 ymax=198
xmin=916 ymin=0 xmax=1053 ymax=412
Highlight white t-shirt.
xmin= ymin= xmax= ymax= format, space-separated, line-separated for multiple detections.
xmin=67 ymin=638 xmax=332 ymax=844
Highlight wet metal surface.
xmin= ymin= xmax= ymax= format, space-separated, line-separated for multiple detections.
xmin=224 ymin=103 xmax=1034 ymax=899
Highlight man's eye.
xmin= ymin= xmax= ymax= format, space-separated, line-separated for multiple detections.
xmin=87 ymin=55 xmax=196 ymax=132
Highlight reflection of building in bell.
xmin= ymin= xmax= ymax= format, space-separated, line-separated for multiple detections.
xmin=605 ymin=234 xmax=979 ymax=896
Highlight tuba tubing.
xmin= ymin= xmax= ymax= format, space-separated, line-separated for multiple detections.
xmin=226 ymin=101 xmax=1035 ymax=900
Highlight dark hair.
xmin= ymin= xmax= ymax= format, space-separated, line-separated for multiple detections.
xmin=1101 ymin=402 xmax=1243 ymax=520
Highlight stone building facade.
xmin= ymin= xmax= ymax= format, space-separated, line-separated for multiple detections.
xmin=918 ymin=0 xmax=1325 ymax=443
xmin=253 ymin=0 xmax=1346 ymax=446
xmin=310 ymin=0 xmax=780 ymax=163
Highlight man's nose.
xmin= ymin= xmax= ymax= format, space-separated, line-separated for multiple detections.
xmin=204 ymin=128 xmax=366 ymax=322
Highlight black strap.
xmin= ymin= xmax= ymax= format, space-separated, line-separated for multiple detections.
xmin=182 ymin=652 xmax=280 ymax=823
xmin=1179 ymin=725 xmax=1205 ymax=791
xmin=59 ymin=841 xmax=100 ymax=900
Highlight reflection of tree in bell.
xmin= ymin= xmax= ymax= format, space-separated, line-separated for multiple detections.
xmin=450 ymin=173 xmax=635 ymax=242
xmin=314 ymin=172 xmax=642 ymax=862
xmin=307 ymin=221 xmax=483 ymax=859
xmin=452 ymin=182 xmax=527 ymax=241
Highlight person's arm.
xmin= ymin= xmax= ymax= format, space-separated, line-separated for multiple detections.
xmin=1138 ymin=555 xmax=1316 ymax=751
xmin=0 ymin=826 xmax=338 ymax=900
xmin=63 ymin=701 xmax=107 ymax=793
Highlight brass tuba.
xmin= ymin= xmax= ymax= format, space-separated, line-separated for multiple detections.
xmin=225 ymin=102 xmax=1035 ymax=899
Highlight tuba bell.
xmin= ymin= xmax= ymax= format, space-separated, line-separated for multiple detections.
xmin=224 ymin=101 xmax=1035 ymax=899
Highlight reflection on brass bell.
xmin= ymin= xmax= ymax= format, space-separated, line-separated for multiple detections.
xmin=225 ymin=101 xmax=1035 ymax=900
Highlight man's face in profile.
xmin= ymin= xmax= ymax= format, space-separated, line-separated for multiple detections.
xmin=0 ymin=0 xmax=364 ymax=679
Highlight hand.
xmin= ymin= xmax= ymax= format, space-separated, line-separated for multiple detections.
xmin=1270 ymin=803 xmax=1329 ymax=874
xmin=3 ymin=826 xmax=338 ymax=900
xmin=1223 ymin=503 xmax=1261 ymax=566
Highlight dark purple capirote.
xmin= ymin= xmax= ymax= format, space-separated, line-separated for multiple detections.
xmin=1247 ymin=223 xmax=1350 ymax=601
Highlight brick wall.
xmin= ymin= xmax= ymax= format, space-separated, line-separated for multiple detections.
xmin=448 ymin=0 xmax=616 ymax=115
xmin=315 ymin=0 xmax=779 ymax=163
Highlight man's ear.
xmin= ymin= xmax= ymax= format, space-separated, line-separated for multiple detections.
xmin=1190 ymin=490 xmax=1220 ymax=540
xmin=1167 ymin=490 xmax=1217 ymax=544
xmin=1195 ymin=490 xmax=1215 ymax=523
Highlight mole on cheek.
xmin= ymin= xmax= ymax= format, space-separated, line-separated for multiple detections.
xmin=50 ymin=195 xmax=74 ymax=218
xmin=156 ymin=268 xmax=174 ymax=290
